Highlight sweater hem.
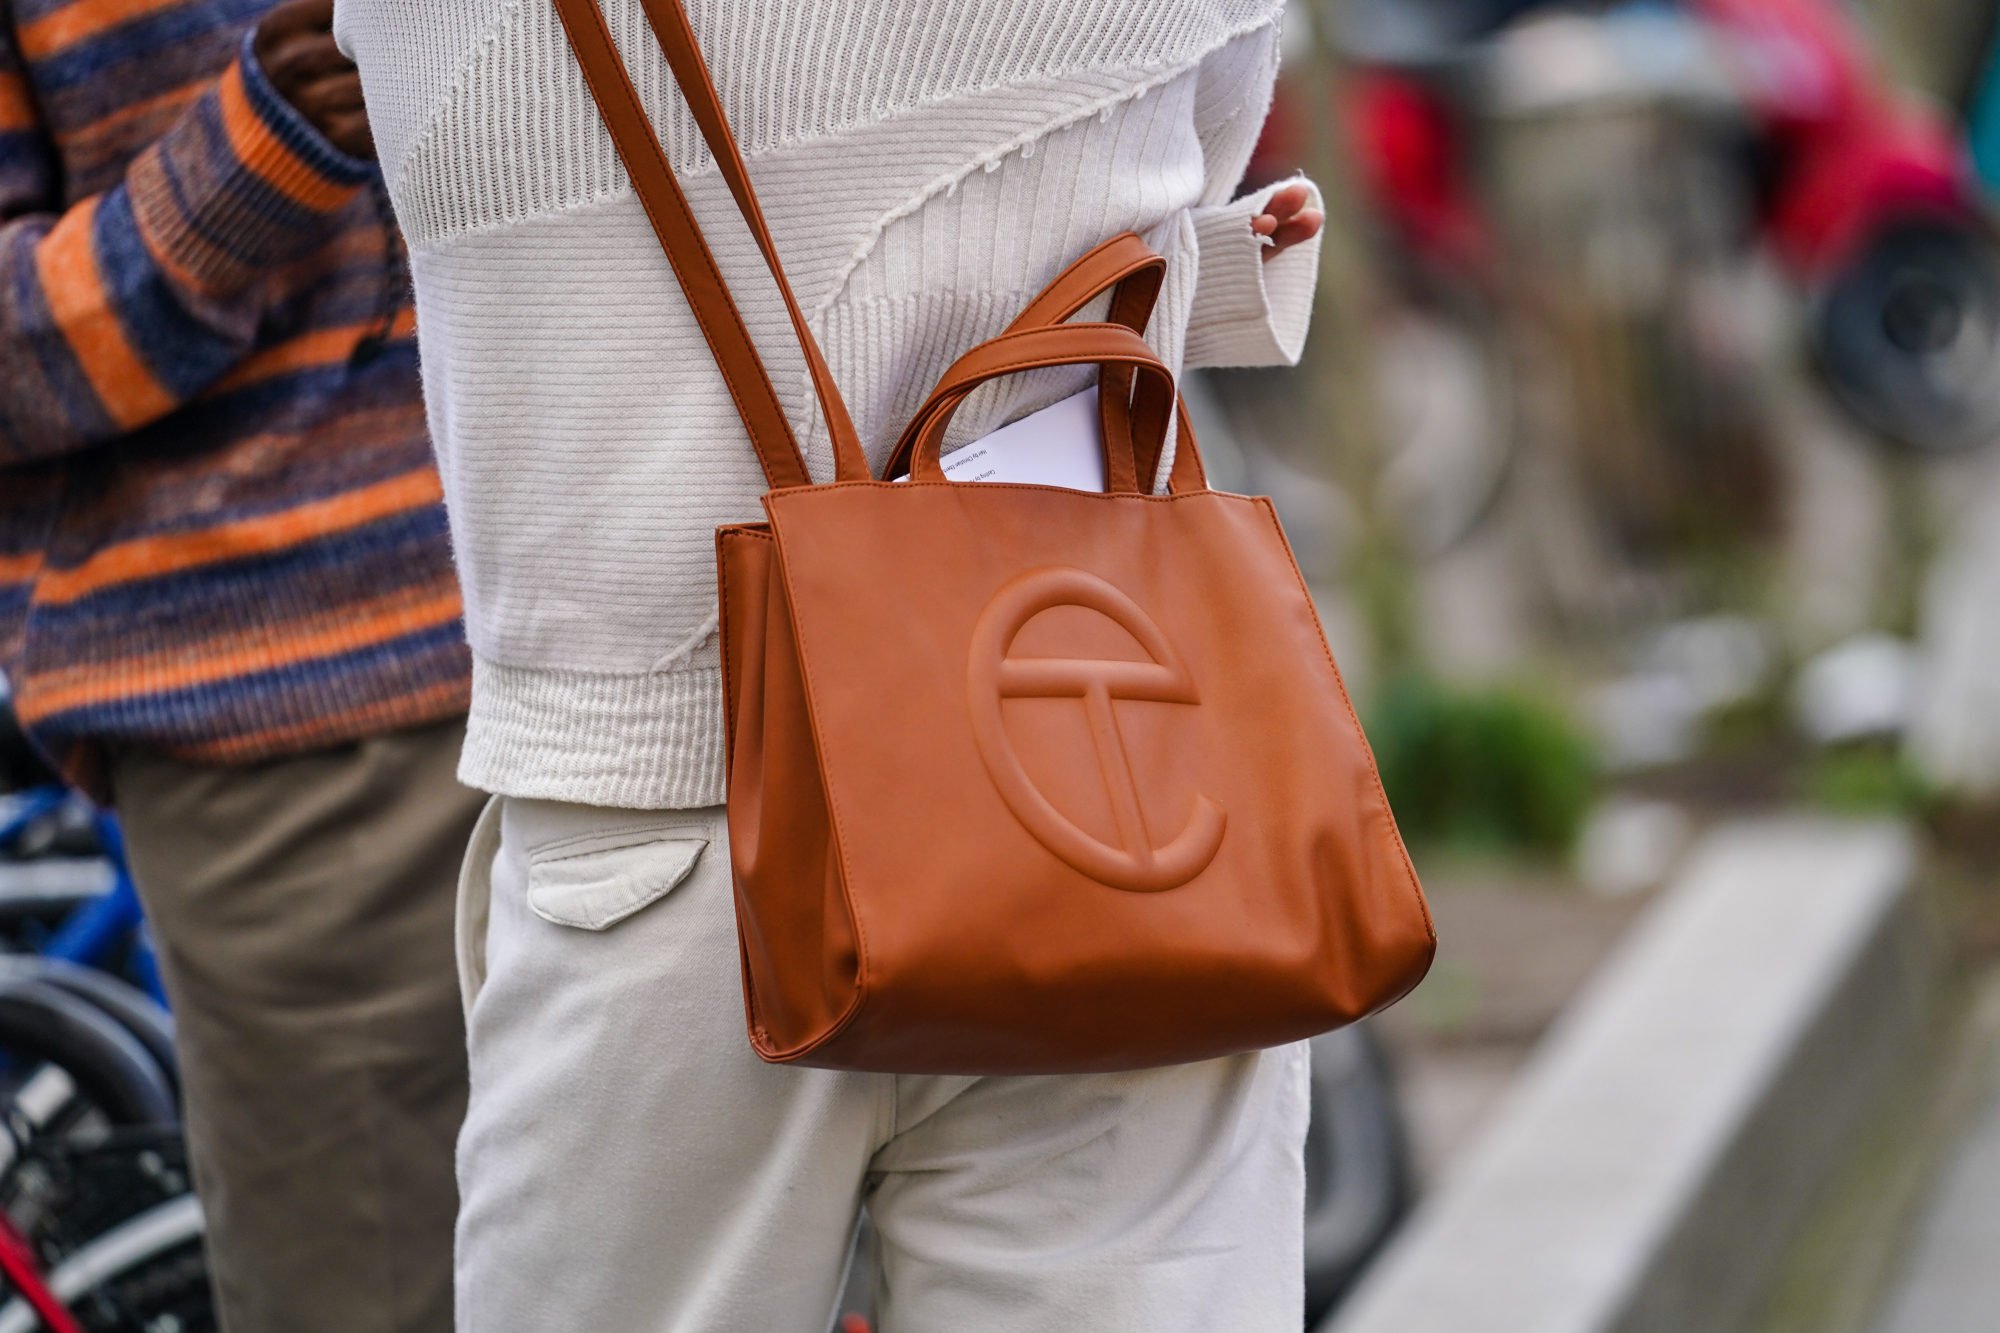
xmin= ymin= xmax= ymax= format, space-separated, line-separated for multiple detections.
xmin=459 ymin=657 xmax=726 ymax=810
xmin=50 ymin=675 xmax=470 ymax=807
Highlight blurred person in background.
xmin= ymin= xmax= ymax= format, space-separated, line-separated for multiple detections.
xmin=0 ymin=0 xmax=473 ymax=1327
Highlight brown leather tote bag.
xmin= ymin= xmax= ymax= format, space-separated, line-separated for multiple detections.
xmin=551 ymin=0 xmax=1436 ymax=1074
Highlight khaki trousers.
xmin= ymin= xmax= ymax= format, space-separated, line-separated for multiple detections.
xmin=111 ymin=716 xmax=482 ymax=1333
xmin=455 ymin=795 xmax=1310 ymax=1332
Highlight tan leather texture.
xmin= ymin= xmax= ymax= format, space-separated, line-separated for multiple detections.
xmin=555 ymin=0 xmax=1436 ymax=1073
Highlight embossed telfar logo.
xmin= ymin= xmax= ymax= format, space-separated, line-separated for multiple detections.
xmin=967 ymin=567 xmax=1225 ymax=892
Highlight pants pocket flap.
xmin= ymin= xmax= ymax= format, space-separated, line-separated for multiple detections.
xmin=527 ymin=836 xmax=707 ymax=931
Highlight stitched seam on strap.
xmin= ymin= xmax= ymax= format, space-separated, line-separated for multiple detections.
xmin=559 ymin=0 xmax=806 ymax=489
xmin=638 ymin=0 xmax=860 ymax=480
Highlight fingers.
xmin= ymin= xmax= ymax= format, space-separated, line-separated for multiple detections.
xmin=1251 ymin=182 xmax=1321 ymax=257
xmin=305 ymin=73 xmax=371 ymax=157
xmin=260 ymin=0 xmax=335 ymax=39
xmin=253 ymin=0 xmax=334 ymax=56
xmin=309 ymin=76 xmax=365 ymax=116
xmin=260 ymin=39 xmax=353 ymax=88
xmin=319 ymin=110 xmax=375 ymax=159
xmin=1251 ymin=203 xmax=1324 ymax=259
xmin=1266 ymin=210 xmax=1323 ymax=254
xmin=252 ymin=0 xmax=374 ymax=160
xmin=1263 ymin=182 xmax=1315 ymax=223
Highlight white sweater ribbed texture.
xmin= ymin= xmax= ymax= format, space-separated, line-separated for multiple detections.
xmin=335 ymin=0 xmax=1322 ymax=808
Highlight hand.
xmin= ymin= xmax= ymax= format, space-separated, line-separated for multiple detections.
xmin=253 ymin=0 xmax=372 ymax=160
xmin=1251 ymin=182 xmax=1323 ymax=261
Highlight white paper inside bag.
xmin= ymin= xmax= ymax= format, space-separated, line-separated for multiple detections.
xmin=894 ymin=388 xmax=1104 ymax=492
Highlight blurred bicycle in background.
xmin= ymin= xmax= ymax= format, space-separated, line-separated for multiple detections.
xmin=0 ymin=691 xmax=210 ymax=1333
xmin=1208 ymin=0 xmax=2000 ymax=650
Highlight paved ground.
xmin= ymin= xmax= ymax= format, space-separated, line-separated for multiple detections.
xmin=1868 ymin=1031 xmax=2000 ymax=1333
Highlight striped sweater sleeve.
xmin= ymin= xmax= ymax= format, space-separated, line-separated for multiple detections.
xmin=0 ymin=27 xmax=374 ymax=463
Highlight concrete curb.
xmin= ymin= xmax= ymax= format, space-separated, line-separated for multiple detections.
xmin=1329 ymin=817 xmax=1932 ymax=1333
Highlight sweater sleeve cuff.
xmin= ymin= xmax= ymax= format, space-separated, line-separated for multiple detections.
xmin=125 ymin=31 xmax=373 ymax=301
xmin=230 ymin=28 xmax=375 ymax=203
xmin=1183 ymin=177 xmax=1322 ymax=369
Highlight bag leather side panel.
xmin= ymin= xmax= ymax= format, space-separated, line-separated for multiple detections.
xmin=717 ymin=524 xmax=862 ymax=1058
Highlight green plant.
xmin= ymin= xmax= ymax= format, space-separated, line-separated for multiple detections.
xmin=1367 ymin=672 xmax=1600 ymax=855
xmin=1805 ymin=744 xmax=1935 ymax=817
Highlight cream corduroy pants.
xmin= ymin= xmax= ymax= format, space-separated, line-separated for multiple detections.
xmin=453 ymin=794 xmax=1309 ymax=1331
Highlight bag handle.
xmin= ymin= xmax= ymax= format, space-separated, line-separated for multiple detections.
xmin=878 ymin=231 xmax=1171 ymax=488
xmin=901 ymin=324 xmax=1179 ymax=487
xmin=897 ymin=332 xmax=1211 ymax=495
xmin=1164 ymin=401 xmax=1209 ymax=493
xmin=998 ymin=234 xmax=1209 ymax=495
xmin=1002 ymin=232 xmax=1166 ymax=334
xmin=1005 ymin=232 xmax=1167 ymax=494
xmin=550 ymin=0 xmax=871 ymax=487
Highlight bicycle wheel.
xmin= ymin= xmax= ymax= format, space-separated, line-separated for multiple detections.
xmin=0 ymin=964 xmax=175 ymax=1107
xmin=0 ymin=978 xmax=209 ymax=1332
xmin=0 ymin=981 xmax=173 ymax=1134
xmin=1812 ymin=217 xmax=2000 ymax=456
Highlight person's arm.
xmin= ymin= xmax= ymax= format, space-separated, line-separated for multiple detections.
xmin=1183 ymin=23 xmax=1325 ymax=369
xmin=0 ymin=0 xmax=373 ymax=464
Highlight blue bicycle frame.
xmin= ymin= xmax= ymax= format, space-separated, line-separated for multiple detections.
xmin=0 ymin=789 xmax=167 ymax=1008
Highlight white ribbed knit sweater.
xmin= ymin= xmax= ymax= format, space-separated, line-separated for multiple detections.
xmin=334 ymin=0 xmax=1322 ymax=809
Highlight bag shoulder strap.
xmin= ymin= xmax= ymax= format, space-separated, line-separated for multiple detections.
xmin=549 ymin=0 xmax=869 ymax=488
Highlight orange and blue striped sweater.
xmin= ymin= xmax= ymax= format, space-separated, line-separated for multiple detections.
xmin=0 ymin=0 xmax=467 ymax=796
